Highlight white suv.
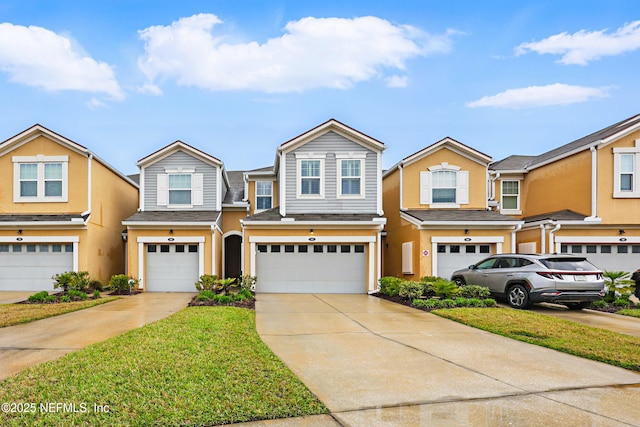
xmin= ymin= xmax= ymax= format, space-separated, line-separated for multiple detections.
xmin=451 ymin=254 xmax=605 ymax=309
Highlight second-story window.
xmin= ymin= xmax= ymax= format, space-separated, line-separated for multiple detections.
xmin=339 ymin=159 xmax=362 ymax=197
xmin=169 ymin=174 xmax=192 ymax=205
xmin=620 ymin=154 xmax=634 ymax=192
xmin=256 ymin=181 xmax=273 ymax=210
xmin=501 ymin=180 xmax=520 ymax=211
xmin=13 ymin=156 xmax=68 ymax=202
xmin=432 ymin=170 xmax=457 ymax=203
xmin=300 ymin=159 xmax=321 ymax=196
xmin=613 ymin=143 xmax=640 ymax=198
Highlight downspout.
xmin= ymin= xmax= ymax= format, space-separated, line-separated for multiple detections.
xmin=511 ymin=223 xmax=522 ymax=253
xmin=399 ymin=164 xmax=406 ymax=211
xmin=589 ymin=146 xmax=598 ymax=219
xmin=540 ymin=224 xmax=546 ymax=254
xmin=548 ymin=221 xmax=561 ymax=254
xmin=490 ymin=172 xmax=500 ymax=203
xmin=81 ymin=153 xmax=93 ymax=220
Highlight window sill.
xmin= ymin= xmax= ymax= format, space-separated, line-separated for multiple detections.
xmin=167 ymin=204 xmax=194 ymax=209
xmin=500 ymin=209 xmax=522 ymax=215
xmin=427 ymin=203 xmax=460 ymax=209
xmin=14 ymin=197 xmax=68 ymax=203
xmin=613 ymin=192 xmax=640 ymax=198
xmin=337 ymin=194 xmax=365 ymax=199
xmin=296 ymin=195 xmax=325 ymax=199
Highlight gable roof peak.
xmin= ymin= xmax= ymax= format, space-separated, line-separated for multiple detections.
xmin=401 ymin=136 xmax=492 ymax=166
xmin=137 ymin=139 xmax=223 ymax=167
xmin=278 ymin=118 xmax=386 ymax=152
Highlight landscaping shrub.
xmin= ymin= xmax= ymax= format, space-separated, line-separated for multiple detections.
xmin=109 ymin=274 xmax=138 ymax=292
xmin=467 ymin=298 xmax=486 ymax=307
xmin=432 ymin=279 xmax=460 ymax=299
xmin=67 ymin=290 xmax=88 ymax=301
xmin=459 ymin=285 xmax=490 ymax=299
xmin=613 ymin=297 xmax=631 ymax=308
xmin=60 ymin=296 xmax=70 ymax=302
xmin=483 ymin=298 xmax=497 ymax=307
xmin=89 ymin=280 xmax=103 ymax=291
xmin=412 ymin=299 xmax=442 ymax=309
xmin=379 ymin=276 xmax=403 ymax=297
xmin=239 ymin=275 xmax=257 ymax=291
xmin=590 ymin=299 xmax=609 ymax=309
xmin=217 ymin=295 xmax=232 ymax=304
xmin=399 ymin=280 xmax=424 ymax=299
xmin=52 ymin=271 xmax=91 ymax=292
xmin=238 ymin=288 xmax=254 ymax=300
xmin=454 ymin=297 xmax=470 ymax=307
xmin=197 ymin=290 xmax=216 ymax=301
xmin=28 ymin=291 xmax=49 ymax=303
xmin=195 ymin=274 xmax=218 ymax=291
xmin=440 ymin=298 xmax=456 ymax=308
xmin=93 ymin=289 xmax=101 ymax=298
xmin=45 ymin=295 xmax=57 ymax=303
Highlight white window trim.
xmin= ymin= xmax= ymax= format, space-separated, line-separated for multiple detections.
xmin=12 ymin=155 xmax=69 ymax=203
xmin=420 ymin=163 xmax=468 ymax=208
xmin=613 ymin=144 xmax=640 ymax=198
xmin=500 ymin=179 xmax=521 ymax=214
xmin=296 ymin=153 xmax=326 ymax=199
xmin=336 ymin=153 xmax=366 ymax=199
xmin=157 ymin=170 xmax=204 ymax=208
xmin=255 ymin=180 xmax=273 ymax=212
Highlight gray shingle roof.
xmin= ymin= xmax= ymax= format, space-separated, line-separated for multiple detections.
xmin=523 ymin=209 xmax=588 ymax=223
xmin=490 ymin=155 xmax=535 ymax=171
xmin=0 ymin=214 xmax=85 ymax=222
xmin=124 ymin=211 xmax=221 ymax=222
xmin=244 ymin=208 xmax=382 ymax=222
xmin=223 ymin=171 xmax=245 ymax=204
xmin=404 ymin=209 xmax=519 ymax=222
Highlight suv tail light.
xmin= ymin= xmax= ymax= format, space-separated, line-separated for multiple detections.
xmin=536 ymin=272 xmax=564 ymax=280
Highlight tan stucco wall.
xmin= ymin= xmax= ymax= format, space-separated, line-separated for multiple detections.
xmin=515 ymin=227 xmax=542 ymax=253
xmin=0 ymin=135 xmax=88 ymax=213
xmin=126 ymin=227 xmax=216 ymax=291
xmin=402 ymin=148 xmax=488 ymax=210
xmin=84 ymin=159 xmax=139 ymax=285
xmin=521 ymin=150 xmax=592 ymax=218
xmin=222 ymin=209 xmax=247 ymax=233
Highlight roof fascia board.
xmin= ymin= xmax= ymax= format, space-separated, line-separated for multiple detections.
xmin=400 ymin=211 xmax=523 ymax=227
xmin=279 ymin=120 xmax=385 ymax=154
xmin=402 ymin=139 xmax=492 ymax=168
xmin=242 ymin=219 xmax=386 ymax=227
xmin=527 ymin=140 xmax=602 ymax=170
xmin=0 ymin=125 xmax=88 ymax=158
xmin=137 ymin=141 xmax=223 ymax=168
xmin=122 ymin=221 xmax=219 ymax=227
xmin=598 ymin=122 xmax=640 ymax=148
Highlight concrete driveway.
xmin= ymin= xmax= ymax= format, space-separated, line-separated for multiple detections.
xmin=0 ymin=292 xmax=194 ymax=381
xmin=256 ymin=294 xmax=640 ymax=426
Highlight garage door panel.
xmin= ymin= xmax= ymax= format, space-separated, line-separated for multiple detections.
xmin=563 ymin=244 xmax=640 ymax=272
xmin=0 ymin=244 xmax=73 ymax=291
xmin=256 ymin=244 xmax=366 ymax=293
xmin=437 ymin=244 xmax=492 ymax=280
xmin=146 ymin=244 xmax=199 ymax=292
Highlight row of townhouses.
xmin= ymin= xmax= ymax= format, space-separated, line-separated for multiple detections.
xmin=1 ymin=115 xmax=639 ymax=292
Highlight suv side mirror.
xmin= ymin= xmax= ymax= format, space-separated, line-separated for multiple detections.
xmin=468 ymin=265 xmax=476 ymax=270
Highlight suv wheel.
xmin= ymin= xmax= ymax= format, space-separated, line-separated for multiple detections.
xmin=507 ymin=284 xmax=531 ymax=309
xmin=452 ymin=277 xmax=466 ymax=287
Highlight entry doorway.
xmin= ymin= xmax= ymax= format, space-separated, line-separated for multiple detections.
xmin=224 ymin=234 xmax=242 ymax=279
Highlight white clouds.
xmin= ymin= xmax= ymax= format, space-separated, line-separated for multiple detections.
xmin=385 ymin=75 xmax=408 ymax=88
xmin=466 ymin=84 xmax=610 ymax=109
xmin=137 ymin=13 xmax=452 ymax=93
xmin=515 ymin=21 xmax=640 ymax=65
xmin=0 ymin=23 xmax=123 ymax=99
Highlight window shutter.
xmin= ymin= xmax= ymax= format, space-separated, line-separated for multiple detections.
xmin=193 ymin=173 xmax=204 ymax=206
xmin=457 ymin=171 xmax=469 ymax=204
xmin=157 ymin=174 xmax=168 ymax=206
xmin=420 ymin=172 xmax=432 ymax=204
xmin=402 ymin=242 xmax=413 ymax=274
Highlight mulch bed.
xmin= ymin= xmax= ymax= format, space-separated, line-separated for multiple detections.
xmin=108 ymin=289 xmax=142 ymax=296
xmin=17 ymin=291 xmax=102 ymax=304
xmin=188 ymin=296 xmax=255 ymax=310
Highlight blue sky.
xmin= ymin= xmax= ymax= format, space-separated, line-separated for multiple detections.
xmin=0 ymin=1 xmax=639 ymax=174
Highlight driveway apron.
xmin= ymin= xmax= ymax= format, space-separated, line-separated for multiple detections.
xmin=256 ymin=294 xmax=640 ymax=426
xmin=0 ymin=292 xmax=194 ymax=381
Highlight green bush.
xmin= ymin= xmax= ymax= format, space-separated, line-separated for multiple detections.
xmin=399 ymin=281 xmax=424 ymax=299
xmin=454 ymin=297 xmax=470 ymax=307
xmin=612 ymin=298 xmax=631 ymax=308
xmin=238 ymin=275 xmax=257 ymax=291
xmin=60 ymin=296 xmax=70 ymax=302
xmin=28 ymin=291 xmax=50 ymax=303
xmin=109 ymin=274 xmax=137 ymax=292
xmin=379 ymin=276 xmax=403 ymax=297
xmin=483 ymin=298 xmax=497 ymax=307
xmin=467 ymin=298 xmax=486 ymax=307
xmin=412 ymin=299 xmax=442 ymax=309
xmin=197 ymin=290 xmax=216 ymax=301
xmin=195 ymin=274 xmax=218 ymax=291
xmin=89 ymin=280 xmax=103 ymax=291
xmin=217 ymin=295 xmax=232 ymax=304
xmin=590 ymin=299 xmax=609 ymax=309
xmin=233 ymin=293 xmax=247 ymax=302
xmin=238 ymin=288 xmax=254 ymax=300
xmin=67 ymin=290 xmax=88 ymax=301
xmin=440 ymin=299 xmax=456 ymax=308
xmin=459 ymin=285 xmax=490 ymax=299
xmin=45 ymin=295 xmax=58 ymax=303
xmin=432 ymin=279 xmax=460 ymax=299
xmin=93 ymin=289 xmax=101 ymax=298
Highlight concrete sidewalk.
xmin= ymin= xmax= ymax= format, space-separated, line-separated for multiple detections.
xmin=253 ymin=294 xmax=640 ymax=426
xmin=0 ymin=292 xmax=194 ymax=381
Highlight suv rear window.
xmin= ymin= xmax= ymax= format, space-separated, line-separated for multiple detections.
xmin=539 ymin=257 xmax=598 ymax=271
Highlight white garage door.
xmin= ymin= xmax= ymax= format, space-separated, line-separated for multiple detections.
xmin=256 ymin=243 xmax=366 ymax=293
xmin=437 ymin=244 xmax=492 ymax=280
xmin=0 ymin=243 xmax=74 ymax=291
xmin=146 ymin=244 xmax=199 ymax=292
xmin=561 ymin=244 xmax=640 ymax=272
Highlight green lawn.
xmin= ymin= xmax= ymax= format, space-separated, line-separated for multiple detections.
xmin=0 ymin=297 xmax=119 ymax=328
xmin=618 ymin=308 xmax=640 ymax=318
xmin=0 ymin=307 xmax=327 ymax=427
xmin=434 ymin=307 xmax=640 ymax=371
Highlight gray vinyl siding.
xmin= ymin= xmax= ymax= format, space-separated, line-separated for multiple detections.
xmin=143 ymin=150 xmax=218 ymax=211
xmin=285 ymin=131 xmax=379 ymax=214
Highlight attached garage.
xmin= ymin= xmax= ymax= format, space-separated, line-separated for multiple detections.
xmin=145 ymin=243 xmax=200 ymax=292
xmin=436 ymin=244 xmax=492 ymax=280
xmin=0 ymin=243 xmax=74 ymax=291
xmin=256 ymin=243 xmax=367 ymax=293
xmin=561 ymin=243 xmax=640 ymax=272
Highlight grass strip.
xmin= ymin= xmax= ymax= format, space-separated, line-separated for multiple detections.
xmin=0 ymin=297 xmax=119 ymax=328
xmin=434 ymin=307 xmax=640 ymax=371
xmin=0 ymin=306 xmax=328 ymax=427
xmin=618 ymin=308 xmax=640 ymax=318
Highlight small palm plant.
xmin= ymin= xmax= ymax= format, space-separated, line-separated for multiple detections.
xmin=602 ymin=271 xmax=634 ymax=302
